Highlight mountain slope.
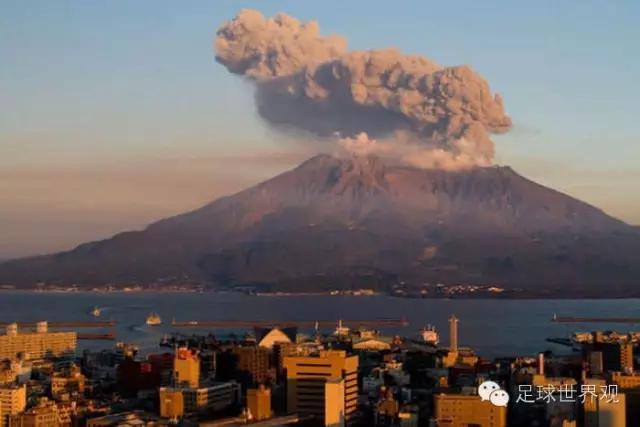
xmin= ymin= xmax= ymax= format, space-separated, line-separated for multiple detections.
xmin=1 ymin=154 xmax=639 ymax=295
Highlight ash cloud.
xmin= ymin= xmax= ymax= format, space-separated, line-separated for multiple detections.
xmin=215 ymin=9 xmax=512 ymax=169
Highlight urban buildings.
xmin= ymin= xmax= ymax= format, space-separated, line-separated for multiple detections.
xmin=158 ymin=388 xmax=184 ymax=419
xmin=216 ymin=346 xmax=272 ymax=386
xmin=433 ymin=394 xmax=507 ymax=427
xmin=284 ymin=349 xmax=358 ymax=426
xmin=324 ymin=378 xmax=346 ymax=427
xmin=116 ymin=357 xmax=161 ymax=395
xmin=246 ymin=385 xmax=272 ymax=421
xmin=50 ymin=365 xmax=85 ymax=400
xmin=9 ymin=398 xmax=63 ymax=427
xmin=159 ymin=346 xmax=242 ymax=417
xmin=611 ymin=371 xmax=640 ymax=390
xmin=86 ymin=411 xmax=163 ymax=427
xmin=0 ymin=323 xmax=76 ymax=361
xmin=173 ymin=347 xmax=200 ymax=388
xmin=0 ymin=316 xmax=638 ymax=426
xmin=583 ymin=379 xmax=627 ymax=427
xmin=586 ymin=335 xmax=634 ymax=373
xmin=160 ymin=382 xmax=241 ymax=415
xmin=0 ymin=384 xmax=26 ymax=427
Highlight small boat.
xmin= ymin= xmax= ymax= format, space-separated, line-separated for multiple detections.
xmin=160 ymin=334 xmax=171 ymax=347
xmin=146 ymin=312 xmax=162 ymax=326
xmin=91 ymin=306 xmax=101 ymax=317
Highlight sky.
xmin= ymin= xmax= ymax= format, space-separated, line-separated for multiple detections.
xmin=1 ymin=0 xmax=639 ymax=259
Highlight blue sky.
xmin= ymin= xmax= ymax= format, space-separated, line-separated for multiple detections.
xmin=1 ymin=1 xmax=639 ymax=257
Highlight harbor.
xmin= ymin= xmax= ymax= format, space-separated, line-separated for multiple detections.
xmin=170 ymin=318 xmax=409 ymax=328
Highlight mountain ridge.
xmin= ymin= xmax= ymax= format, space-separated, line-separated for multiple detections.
xmin=1 ymin=154 xmax=639 ymax=295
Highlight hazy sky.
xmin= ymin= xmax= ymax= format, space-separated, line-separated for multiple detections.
xmin=1 ymin=0 xmax=639 ymax=259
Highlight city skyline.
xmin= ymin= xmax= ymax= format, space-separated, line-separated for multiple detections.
xmin=2 ymin=1 xmax=640 ymax=259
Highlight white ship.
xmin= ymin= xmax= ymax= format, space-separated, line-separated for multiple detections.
xmin=420 ymin=324 xmax=440 ymax=346
xmin=146 ymin=312 xmax=162 ymax=326
xmin=334 ymin=319 xmax=350 ymax=336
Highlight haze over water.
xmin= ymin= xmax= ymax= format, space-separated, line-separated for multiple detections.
xmin=1 ymin=292 xmax=638 ymax=358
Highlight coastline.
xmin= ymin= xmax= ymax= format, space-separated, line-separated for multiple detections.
xmin=0 ymin=288 xmax=639 ymax=300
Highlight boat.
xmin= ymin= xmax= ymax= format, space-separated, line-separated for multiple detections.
xmin=420 ymin=325 xmax=440 ymax=346
xmin=334 ymin=319 xmax=350 ymax=336
xmin=146 ymin=313 xmax=162 ymax=326
xmin=91 ymin=306 xmax=101 ymax=317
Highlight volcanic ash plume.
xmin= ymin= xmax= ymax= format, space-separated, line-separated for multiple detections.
xmin=215 ymin=9 xmax=512 ymax=169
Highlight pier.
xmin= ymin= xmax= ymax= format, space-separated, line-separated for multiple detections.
xmin=546 ymin=337 xmax=573 ymax=347
xmin=551 ymin=316 xmax=640 ymax=324
xmin=77 ymin=332 xmax=116 ymax=340
xmin=171 ymin=318 xmax=408 ymax=328
xmin=0 ymin=321 xmax=115 ymax=328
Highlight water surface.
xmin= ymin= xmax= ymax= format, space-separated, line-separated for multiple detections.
xmin=0 ymin=292 xmax=637 ymax=358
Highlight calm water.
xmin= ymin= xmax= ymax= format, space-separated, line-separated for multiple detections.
xmin=0 ymin=292 xmax=638 ymax=358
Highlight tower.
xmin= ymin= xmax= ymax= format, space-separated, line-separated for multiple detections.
xmin=537 ymin=352 xmax=545 ymax=376
xmin=449 ymin=315 xmax=459 ymax=352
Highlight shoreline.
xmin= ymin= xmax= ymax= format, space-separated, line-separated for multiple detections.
xmin=0 ymin=288 xmax=639 ymax=300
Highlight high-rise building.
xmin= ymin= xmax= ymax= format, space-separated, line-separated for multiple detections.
xmin=247 ymin=385 xmax=272 ymax=421
xmin=229 ymin=346 xmax=271 ymax=386
xmin=0 ymin=384 xmax=26 ymax=427
xmin=273 ymin=342 xmax=315 ymax=380
xmin=273 ymin=342 xmax=297 ymax=379
xmin=173 ymin=347 xmax=199 ymax=388
xmin=0 ymin=323 xmax=76 ymax=361
xmin=325 ymin=378 xmax=345 ymax=427
xmin=590 ymin=342 xmax=633 ymax=373
xmin=434 ymin=394 xmax=507 ymax=427
xmin=117 ymin=357 xmax=161 ymax=394
xmin=283 ymin=350 xmax=358 ymax=426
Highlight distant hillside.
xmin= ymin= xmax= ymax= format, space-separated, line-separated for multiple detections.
xmin=1 ymin=154 xmax=639 ymax=296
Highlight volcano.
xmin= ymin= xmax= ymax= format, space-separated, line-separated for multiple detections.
xmin=1 ymin=154 xmax=639 ymax=296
